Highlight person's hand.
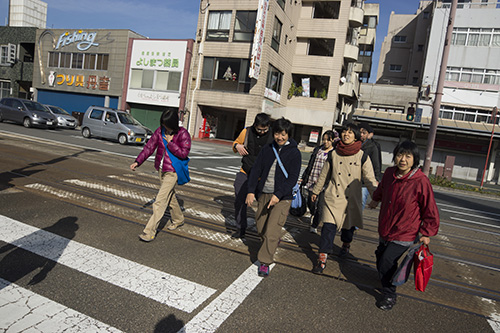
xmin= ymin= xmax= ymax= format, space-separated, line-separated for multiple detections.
xmin=245 ymin=193 xmax=255 ymax=206
xmin=235 ymin=144 xmax=249 ymax=156
xmin=267 ymin=195 xmax=280 ymax=209
xmin=311 ymin=194 xmax=318 ymax=202
xmin=130 ymin=162 xmax=138 ymax=171
xmin=368 ymin=200 xmax=379 ymax=209
xmin=420 ymin=236 xmax=430 ymax=245
xmin=298 ymin=179 xmax=303 ymax=184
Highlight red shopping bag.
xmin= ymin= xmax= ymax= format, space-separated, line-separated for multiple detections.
xmin=414 ymin=244 xmax=433 ymax=292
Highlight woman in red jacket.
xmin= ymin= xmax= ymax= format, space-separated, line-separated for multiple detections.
xmin=130 ymin=109 xmax=191 ymax=242
xmin=369 ymin=140 xmax=439 ymax=311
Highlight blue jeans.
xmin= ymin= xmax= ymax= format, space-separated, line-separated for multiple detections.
xmin=318 ymin=223 xmax=356 ymax=254
xmin=361 ymin=187 xmax=369 ymax=210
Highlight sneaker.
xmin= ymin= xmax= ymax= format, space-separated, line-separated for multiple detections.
xmin=167 ymin=222 xmax=184 ymax=231
xmin=138 ymin=233 xmax=155 ymax=242
xmin=377 ymin=296 xmax=397 ymax=311
xmin=309 ymin=226 xmax=318 ymax=234
xmin=311 ymin=260 xmax=326 ymax=274
xmin=231 ymin=230 xmax=246 ymax=239
xmin=339 ymin=244 xmax=350 ymax=257
xmin=258 ymin=264 xmax=270 ymax=277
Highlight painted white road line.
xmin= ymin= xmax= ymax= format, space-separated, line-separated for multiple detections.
xmin=189 ymin=156 xmax=240 ymax=159
xmin=442 ymin=209 xmax=500 ymax=223
xmin=0 ymin=278 xmax=122 ymax=333
xmin=439 ymin=203 xmax=500 ymax=217
xmin=189 ymin=176 xmax=234 ymax=189
xmin=450 ymin=216 xmax=500 ymax=230
xmin=0 ymin=215 xmax=216 ymax=313
xmin=203 ymin=167 xmax=238 ymax=175
xmin=179 ymin=263 xmax=275 ymax=333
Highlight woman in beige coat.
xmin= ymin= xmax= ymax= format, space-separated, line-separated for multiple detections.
xmin=311 ymin=122 xmax=378 ymax=274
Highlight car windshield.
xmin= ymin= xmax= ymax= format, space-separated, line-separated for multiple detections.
xmin=118 ymin=113 xmax=141 ymax=125
xmin=49 ymin=106 xmax=69 ymax=115
xmin=24 ymin=101 xmax=49 ymax=112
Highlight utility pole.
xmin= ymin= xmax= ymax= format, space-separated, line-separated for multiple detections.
xmin=480 ymin=106 xmax=498 ymax=189
xmin=422 ymin=0 xmax=458 ymax=176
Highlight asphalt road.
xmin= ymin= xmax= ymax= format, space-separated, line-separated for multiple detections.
xmin=0 ymin=121 xmax=499 ymax=332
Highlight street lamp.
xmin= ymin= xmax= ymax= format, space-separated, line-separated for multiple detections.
xmin=480 ymin=106 xmax=498 ymax=189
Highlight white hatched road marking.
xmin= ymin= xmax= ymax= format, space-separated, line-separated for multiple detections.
xmin=179 ymin=263 xmax=275 ymax=333
xmin=0 ymin=278 xmax=122 ymax=333
xmin=203 ymin=167 xmax=238 ymax=175
xmin=0 ymin=215 xmax=216 ymax=313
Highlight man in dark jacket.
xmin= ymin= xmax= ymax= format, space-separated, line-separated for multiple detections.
xmin=359 ymin=122 xmax=382 ymax=208
xmin=231 ymin=113 xmax=273 ymax=239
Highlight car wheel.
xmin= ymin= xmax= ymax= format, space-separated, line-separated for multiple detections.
xmin=82 ymin=127 xmax=91 ymax=138
xmin=23 ymin=117 xmax=32 ymax=128
xmin=118 ymin=134 xmax=127 ymax=145
xmin=0 ymin=113 xmax=3 ymax=122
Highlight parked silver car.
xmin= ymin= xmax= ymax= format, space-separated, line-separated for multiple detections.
xmin=0 ymin=98 xmax=57 ymax=128
xmin=45 ymin=105 xmax=79 ymax=129
xmin=80 ymin=106 xmax=152 ymax=145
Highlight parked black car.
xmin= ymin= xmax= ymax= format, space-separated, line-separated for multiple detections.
xmin=0 ymin=98 xmax=57 ymax=129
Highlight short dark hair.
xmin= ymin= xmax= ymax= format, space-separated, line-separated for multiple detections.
xmin=272 ymin=117 xmax=293 ymax=135
xmin=253 ymin=113 xmax=271 ymax=128
xmin=160 ymin=109 xmax=180 ymax=133
xmin=341 ymin=122 xmax=361 ymax=141
xmin=359 ymin=122 xmax=374 ymax=133
xmin=393 ymin=140 xmax=420 ymax=169
xmin=322 ymin=130 xmax=335 ymax=141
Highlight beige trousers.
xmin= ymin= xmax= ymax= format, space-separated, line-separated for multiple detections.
xmin=143 ymin=171 xmax=184 ymax=237
xmin=255 ymin=193 xmax=291 ymax=265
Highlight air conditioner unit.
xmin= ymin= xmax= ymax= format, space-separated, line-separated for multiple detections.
xmin=8 ymin=43 xmax=16 ymax=64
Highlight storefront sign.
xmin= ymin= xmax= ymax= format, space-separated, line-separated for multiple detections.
xmin=47 ymin=71 xmax=111 ymax=91
xmin=264 ymin=87 xmax=280 ymax=103
xmin=131 ymin=40 xmax=187 ymax=70
xmin=309 ymin=131 xmax=319 ymax=143
xmin=55 ymin=30 xmax=99 ymax=51
xmin=249 ymin=0 xmax=269 ymax=79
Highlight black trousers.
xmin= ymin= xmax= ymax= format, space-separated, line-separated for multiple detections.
xmin=233 ymin=172 xmax=248 ymax=232
xmin=375 ymin=241 xmax=409 ymax=298
xmin=318 ymin=223 xmax=356 ymax=254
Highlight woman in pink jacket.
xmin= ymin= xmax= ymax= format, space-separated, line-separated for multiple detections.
xmin=130 ymin=109 xmax=191 ymax=242
xmin=369 ymin=140 xmax=439 ymax=311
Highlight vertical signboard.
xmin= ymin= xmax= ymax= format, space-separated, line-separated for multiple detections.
xmin=249 ymin=0 xmax=269 ymax=80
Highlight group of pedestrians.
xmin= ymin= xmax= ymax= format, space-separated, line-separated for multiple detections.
xmin=130 ymin=110 xmax=440 ymax=311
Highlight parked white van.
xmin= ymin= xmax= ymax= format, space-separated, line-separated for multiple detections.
xmin=80 ymin=106 xmax=152 ymax=145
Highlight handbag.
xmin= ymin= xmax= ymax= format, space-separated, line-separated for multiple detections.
xmin=391 ymin=243 xmax=420 ymax=286
xmin=414 ymin=244 xmax=434 ymax=292
xmin=290 ymin=184 xmax=307 ymax=217
xmin=162 ymin=128 xmax=190 ymax=185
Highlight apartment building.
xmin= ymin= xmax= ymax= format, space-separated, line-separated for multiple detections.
xmin=187 ymin=0 xmax=378 ymax=144
xmin=355 ymin=0 xmax=500 ymax=183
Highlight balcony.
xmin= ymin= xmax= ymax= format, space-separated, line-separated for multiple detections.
xmin=338 ymin=81 xmax=354 ymax=97
xmin=349 ymin=6 xmax=364 ymax=27
xmin=344 ymin=43 xmax=359 ymax=62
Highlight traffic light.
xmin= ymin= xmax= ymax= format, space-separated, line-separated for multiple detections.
xmin=406 ymin=106 xmax=415 ymax=121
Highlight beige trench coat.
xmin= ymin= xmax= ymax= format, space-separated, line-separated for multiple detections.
xmin=312 ymin=150 xmax=378 ymax=231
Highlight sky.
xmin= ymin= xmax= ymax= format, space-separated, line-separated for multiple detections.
xmin=1 ymin=0 xmax=421 ymax=82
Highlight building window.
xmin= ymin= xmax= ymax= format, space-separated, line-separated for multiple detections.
xmin=389 ymin=64 xmax=402 ymax=72
xmin=0 ymin=46 xmax=9 ymax=65
xmin=423 ymin=11 xmax=430 ymax=19
xmin=359 ymin=72 xmax=369 ymax=83
xmin=291 ymin=73 xmax=330 ymax=99
xmin=307 ymin=38 xmax=335 ymax=56
xmin=207 ymin=11 xmax=232 ymax=41
xmin=417 ymin=44 xmax=424 ymax=52
xmin=439 ymin=105 xmax=499 ymax=124
xmin=452 ymin=27 xmax=500 ymax=47
xmin=201 ymin=57 xmax=251 ymax=93
xmin=359 ymin=44 xmax=373 ymax=56
xmin=445 ymin=66 xmax=500 ymax=85
xmin=312 ymin=1 xmax=340 ymax=19
xmin=277 ymin=0 xmax=285 ymax=10
xmin=271 ymin=17 xmax=282 ymax=52
xmin=48 ymin=52 xmax=108 ymax=70
xmin=0 ymin=81 xmax=10 ymax=98
xmin=129 ymin=69 xmax=181 ymax=92
xmin=233 ymin=11 xmax=257 ymax=42
xmin=393 ymin=35 xmax=407 ymax=43
xmin=266 ymin=64 xmax=283 ymax=94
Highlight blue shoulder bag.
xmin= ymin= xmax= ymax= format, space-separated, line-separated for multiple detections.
xmin=162 ymin=128 xmax=190 ymax=185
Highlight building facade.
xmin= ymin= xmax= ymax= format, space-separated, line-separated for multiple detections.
xmin=188 ymin=0 xmax=378 ymax=144
xmin=0 ymin=26 xmax=36 ymax=99
xmin=8 ymin=0 xmax=47 ymax=28
xmin=356 ymin=0 xmax=500 ymax=184
xmin=32 ymin=29 xmax=145 ymax=114
xmin=121 ymin=39 xmax=194 ymax=131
